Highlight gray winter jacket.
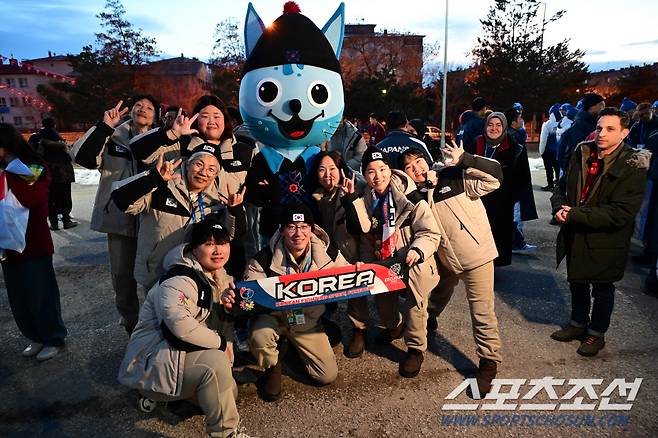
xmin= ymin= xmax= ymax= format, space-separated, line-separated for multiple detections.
xmin=70 ymin=121 xmax=140 ymax=237
xmin=117 ymin=244 xmax=232 ymax=397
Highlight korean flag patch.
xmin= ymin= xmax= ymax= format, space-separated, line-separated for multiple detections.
xmin=293 ymin=213 xmax=305 ymax=222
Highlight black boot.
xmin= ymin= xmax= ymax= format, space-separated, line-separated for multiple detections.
xmin=345 ymin=328 xmax=365 ymax=358
xmin=257 ymin=361 xmax=282 ymax=402
xmin=375 ymin=321 xmax=405 ymax=345
xmin=399 ymin=348 xmax=424 ymax=378
xmin=476 ymin=359 xmax=497 ymax=396
xmin=49 ymin=217 xmax=59 ymax=231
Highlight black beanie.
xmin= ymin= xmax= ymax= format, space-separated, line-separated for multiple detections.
xmin=361 ymin=146 xmax=392 ymax=173
xmin=279 ymin=203 xmax=315 ymax=227
xmin=582 ymin=93 xmax=604 ymax=111
xmin=187 ymin=142 xmax=222 ymax=162
xmin=242 ymin=4 xmax=341 ymax=77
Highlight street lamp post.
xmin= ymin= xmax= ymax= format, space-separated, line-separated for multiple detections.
xmin=539 ymin=1 xmax=547 ymax=52
xmin=440 ymin=0 xmax=449 ymax=149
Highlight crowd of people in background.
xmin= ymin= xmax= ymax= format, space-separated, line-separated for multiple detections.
xmin=2 ymin=91 xmax=658 ymax=438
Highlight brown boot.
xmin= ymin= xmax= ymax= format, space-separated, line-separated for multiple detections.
xmin=399 ymin=348 xmax=424 ymax=378
xmin=476 ymin=359 xmax=497 ymax=396
xmin=345 ymin=329 xmax=366 ymax=358
xmin=257 ymin=361 xmax=282 ymax=402
xmin=550 ymin=324 xmax=586 ymax=342
xmin=375 ymin=321 xmax=405 ymax=345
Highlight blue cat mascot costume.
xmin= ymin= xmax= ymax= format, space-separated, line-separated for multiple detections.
xmin=240 ymin=1 xmax=346 ymax=242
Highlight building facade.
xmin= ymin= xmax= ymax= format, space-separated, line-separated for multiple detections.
xmin=0 ymin=54 xmax=73 ymax=132
xmin=133 ymin=56 xmax=214 ymax=113
xmin=340 ymin=24 xmax=424 ymax=85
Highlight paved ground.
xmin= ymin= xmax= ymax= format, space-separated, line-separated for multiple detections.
xmin=2 ymin=165 xmax=658 ymax=437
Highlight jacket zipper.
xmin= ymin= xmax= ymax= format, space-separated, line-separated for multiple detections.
xmin=446 ymin=203 xmax=480 ymax=245
xmin=456 ymin=215 xmax=479 ymax=245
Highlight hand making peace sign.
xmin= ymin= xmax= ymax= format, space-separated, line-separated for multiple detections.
xmin=102 ymin=100 xmax=129 ymax=128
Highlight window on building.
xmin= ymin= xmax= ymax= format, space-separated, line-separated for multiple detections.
xmin=18 ymin=77 xmax=28 ymax=88
xmin=9 ymin=97 xmax=19 ymax=107
xmin=24 ymin=115 xmax=35 ymax=125
xmin=5 ymin=78 xmax=15 ymax=87
xmin=0 ymin=97 xmax=6 ymax=107
xmin=13 ymin=116 xmax=23 ymax=125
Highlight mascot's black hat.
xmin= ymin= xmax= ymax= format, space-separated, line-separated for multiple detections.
xmin=242 ymin=2 xmax=341 ymax=77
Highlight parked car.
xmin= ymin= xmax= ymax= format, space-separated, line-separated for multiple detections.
xmin=426 ymin=125 xmax=453 ymax=142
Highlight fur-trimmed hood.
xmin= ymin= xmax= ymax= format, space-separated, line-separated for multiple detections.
xmin=627 ymin=148 xmax=651 ymax=170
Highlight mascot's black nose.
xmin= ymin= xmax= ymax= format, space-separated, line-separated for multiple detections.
xmin=289 ymin=99 xmax=302 ymax=115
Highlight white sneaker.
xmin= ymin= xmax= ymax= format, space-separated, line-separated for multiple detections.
xmin=36 ymin=345 xmax=63 ymax=361
xmin=512 ymin=243 xmax=538 ymax=255
xmin=21 ymin=342 xmax=44 ymax=357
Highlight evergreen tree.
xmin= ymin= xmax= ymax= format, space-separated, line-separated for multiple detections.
xmin=467 ymin=0 xmax=588 ymax=116
xmin=39 ymin=0 xmax=158 ymax=128
xmin=95 ymin=0 xmax=159 ymax=66
xmin=37 ymin=46 xmax=133 ymax=128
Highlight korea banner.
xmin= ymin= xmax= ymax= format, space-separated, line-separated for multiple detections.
xmin=232 ymin=257 xmax=408 ymax=317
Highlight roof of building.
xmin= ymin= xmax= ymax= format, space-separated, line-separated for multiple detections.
xmin=25 ymin=55 xmax=69 ymax=63
xmin=140 ymin=56 xmax=208 ymax=76
xmin=0 ymin=64 xmax=35 ymax=75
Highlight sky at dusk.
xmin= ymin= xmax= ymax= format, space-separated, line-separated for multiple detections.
xmin=2 ymin=0 xmax=657 ymax=73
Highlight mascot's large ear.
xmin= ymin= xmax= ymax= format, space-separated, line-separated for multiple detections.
xmin=244 ymin=2 xmax=266 ymax=58
xmin=321 ymin=3 xmax=346 ymax=59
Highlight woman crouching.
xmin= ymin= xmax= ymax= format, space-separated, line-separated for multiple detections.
xmin=118 ymin=216 xmax=247 ymax=438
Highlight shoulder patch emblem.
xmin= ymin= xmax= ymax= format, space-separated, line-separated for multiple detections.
xmin=165 ymin=198 xmax=178 ymax=208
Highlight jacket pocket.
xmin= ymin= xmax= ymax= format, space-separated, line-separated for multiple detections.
xmin=585 ymin=233 xmax=626 ymax=249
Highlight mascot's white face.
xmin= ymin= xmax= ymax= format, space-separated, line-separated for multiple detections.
xmin=239 ymin=3 xmax=345 ymax=152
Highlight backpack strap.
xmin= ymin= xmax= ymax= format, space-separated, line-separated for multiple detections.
xmin=158 ymin=264 xmax=227 ymax=352
xmin=160 ymin=265 xmax=211 ymax=310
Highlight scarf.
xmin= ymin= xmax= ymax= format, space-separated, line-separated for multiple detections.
xmin=372 ymin=189 xmax=397 ymax=260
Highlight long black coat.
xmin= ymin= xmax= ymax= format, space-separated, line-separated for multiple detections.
xmin=32 ymin=127 xmax=74 ymax=183
xmin=476 ymin=135 xmax=533 ymax=266
xmin=557 ymin=110 xmax=597 ymax=172
xmin=551 ymin=141 xmax=648 ymax=283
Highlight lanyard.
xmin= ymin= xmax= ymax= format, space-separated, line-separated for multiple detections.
xmin=286 ymin=246 xmax=312 ymax=275
xmin=191 ymin=193 xmax=205 ymax=223
xmin=484 ymin=144 xmax=497 ymax=159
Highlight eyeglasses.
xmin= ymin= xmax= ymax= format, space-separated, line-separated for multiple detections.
xmin=285 ymin=224 xmax=311 ymax=233
xmin=191 ymin=160 xmax=218 ymax=176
